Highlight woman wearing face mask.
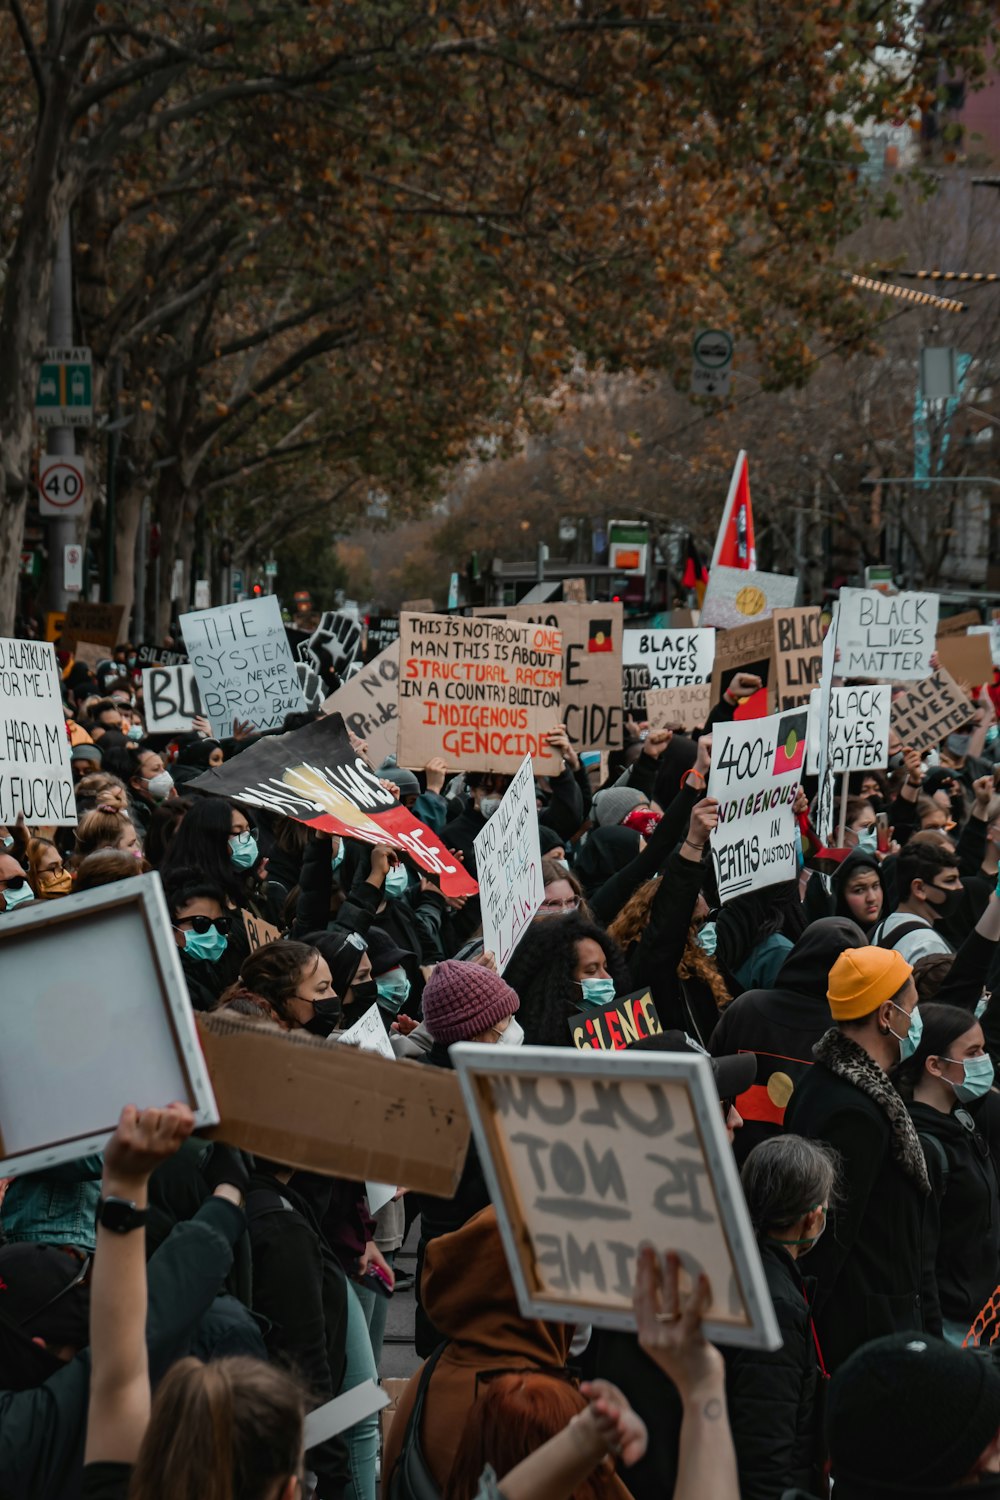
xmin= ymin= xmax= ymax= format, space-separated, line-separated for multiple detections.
xmin=893 ymin=1003 xmax=1000 ymax=1345
xmin=159 ymin=796 xmax=273 ymax=921
xmin=167 ymin=877 xmax=237 ymax=1010
xmin=503 ymin=912 xmax=631 ymax=1047
xmin=25 ymin=837 xmax=73 ymax=899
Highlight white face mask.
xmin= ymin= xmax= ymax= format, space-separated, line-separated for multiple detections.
xmin=496 ymin=1017 xmax=524 ymax=1047
xmin=146 ymin=769 xmax=173 ymax=801
xmin=479 ymin=795 xmax=502 ymax=820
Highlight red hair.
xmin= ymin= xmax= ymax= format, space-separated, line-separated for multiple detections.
xmin=443 ymin=1373 xmax=620 ymax=1500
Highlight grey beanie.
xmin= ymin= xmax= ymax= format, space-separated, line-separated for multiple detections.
xmin=591 ymin=786 xmax=648 ymax=828
xmin=379 ymin=765 xmax=421 ymax=798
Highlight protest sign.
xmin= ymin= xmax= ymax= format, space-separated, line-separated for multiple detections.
xmin=71 ymin=640 xmax=105 ymax=671
xmin=934 ymin=630 xmax=993 ymax=686
xmin=623 ymin=662 xmax=650 ymax=720
xmin=364 ymin=614 xmax=400 ymax=663
xmin=645 ymin=683 xmax=713 ymax=732
xmin=62 ymin=600 xmax=125 ymax=648
xmin=180 ymin=595 xmax=307 ymax=739
xmin=814 ymin=602 xmax=840 ymax=846
xmin=136 ymin=642 xmax=188 ymax=668
xmin=398 ymin=612 xmax=563 ymax=774
xmin=451 ymin=1043 xmax=780 ymax=1347
xmin=475 ymin=603 xmax=623 ymax=752
xmin=189 ymin=711 xmax=477 ymax=896
xmin=298 ymin=609 xmax=363 ymax=682
xmin=567 ymin=988 xmax=663 ymax=1050
xmin=563 ymin=577 xmax=587 ymax=603
xmin=474 ymin=753 xmax=544 ymax=970
xmin=937 ymin=610 xmax=982 ymax=637
xmin=701 ymin=566 xmax=799 ymax=630
xmin=622 ymin=628 xmax=715 ymax=691
xmin=771 ymin=607 xmax=823 ymax=710
xmin=0 ymin=875 xmax=218 ymax=1177
xmin=708 ymin=617 xmax=775 ymax=714
xmin=837 ymin=587 xmax=938 ymax=680
xmin=336 ymin=1005 xmax=399 ymax=1214
xmin=198 ymin=1010 xmax=469 ymax=1195
xmin=321 ymin=642 xmax=399 ymax=768
xmin=707 ymin=710 xmax=804 ymax=903
xmin=305 ymin=1384 xmax=390 ymax=1451
xmin=141 ymin=665 xmax=203 ymax=735
xmin=242 ymin=909 xmax=284 ymax=951
xmin=0 ymin=637 xmax=75 ymax=826
xmin=970 ymin=623 xmax=1000 ymax=667
xmin=890 ymin=670 xmax=974 ymax=754
xmin=807 ymin=685 xmax=891 ymax=773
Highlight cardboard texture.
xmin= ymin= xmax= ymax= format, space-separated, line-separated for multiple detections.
xmin=141 ymin=665 xmax=203 ymax=735
xmin=197 ymin=1011 xmax=470 ymax=1194
xmin=62 ymin=601 xmax=125 ymax=648
xmin=934 ymin=631 xmax=994 ymax=687
xmin=72 ymin=640 xmax=106 ymax=670
xmin=397 ymin=612 xmax=563 ymax=774
xmin=381 ymin=1378 xmax=412 ymax=1453
xmin=645 ymin=683 xmax=712 ymax=732
xmin=937 ymin=610 xmax=982 ymax=637
xmin=321 ymin=642 xmax=400 ymax=768
xmin=708 ymin=617 xmax=775 ymax=713
xmin=562 ymin=577 xmax=587 ymax=603
xmin=700 ymin=566 xmax=798 ymax=629
xmin=890 ymin=670 xmax=975 ymax=754
xmin=242 ymin=910 xmax=284 ymax=951
xmin=771 ymin=607 xmax=823 ymax=710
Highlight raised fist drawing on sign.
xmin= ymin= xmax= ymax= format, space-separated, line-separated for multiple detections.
xmin=295 ymin=662 xmax=325 ymax=713
xmin=299 ymin=610 xmax=362 ymax=685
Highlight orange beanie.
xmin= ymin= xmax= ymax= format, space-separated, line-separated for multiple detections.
xmin=828 ymin=946 xmax=913 ymax=1021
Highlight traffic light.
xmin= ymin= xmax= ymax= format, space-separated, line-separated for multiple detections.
xmin=252 ymin=582 xmax=263 ymax=596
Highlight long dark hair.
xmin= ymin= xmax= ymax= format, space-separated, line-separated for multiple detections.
xmin=159 ymin=796 xmax=254 ymax=908
xmin=891 ymin=1001 xmax=982 ymax=1102
xmin=503 ymin=913 xmax=630 ymax=1047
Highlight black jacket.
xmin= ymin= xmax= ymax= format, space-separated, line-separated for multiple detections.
xmin=784 ymin=1029 xmax=938 ymax=1370
xmin=626 ymin=847 xmax=719 ymax=1044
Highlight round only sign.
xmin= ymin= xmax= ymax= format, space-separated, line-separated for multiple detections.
xmin=693 ymin=328 xmax=734 ymax=371
xmin=38 ymin=456 xmax=85 ymax=512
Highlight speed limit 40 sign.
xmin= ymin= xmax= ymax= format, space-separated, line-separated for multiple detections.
xmin=38 ymin=454 xmax=86 ymax=517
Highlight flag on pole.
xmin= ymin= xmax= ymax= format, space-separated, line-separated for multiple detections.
xmin=711 ymin=451 xmax=756 ymax=571
xmin=681 ymin=535 xmax=708 ymax=596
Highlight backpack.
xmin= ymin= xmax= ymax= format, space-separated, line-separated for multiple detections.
xmin=387 ymin=1341 xmax=449 ymax=1500
xmin=872 ymin=917 xmax=930 ymax=952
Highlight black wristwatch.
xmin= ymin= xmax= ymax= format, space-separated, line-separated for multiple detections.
xmin=97 ymin=1195 xmax=149 ymax=1235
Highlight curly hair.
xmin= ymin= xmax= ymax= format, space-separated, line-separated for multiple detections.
xmin=217 ymin=940 xmax=318 ymax=1029
xmin=609 ymin=877 xmax=729 ymax=1011
xmin=503 ymin=913 xmax=631 ymax=1047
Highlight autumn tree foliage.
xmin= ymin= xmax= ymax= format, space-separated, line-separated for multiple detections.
xmin=1 ymin=1 xmax=997 ymax=634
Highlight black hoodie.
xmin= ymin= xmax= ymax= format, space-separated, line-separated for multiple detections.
xmin=831 ymin=848 xmax=887 ymax=936
xmin=710 ymin=917 xmax=866 ymax=1163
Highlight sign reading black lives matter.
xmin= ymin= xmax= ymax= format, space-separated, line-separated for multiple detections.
xmin=141 ymin=665 xmax=203 ymax=735
xmin=707 ymin=709 xmax=805 ymax=904
xmin=0 ymin=637 xmax=75 ymax=825
xmin=451 ymin=1043 xmax=780 ymax=1348
xmin=837 ymin=587 xmax=938 ymax=680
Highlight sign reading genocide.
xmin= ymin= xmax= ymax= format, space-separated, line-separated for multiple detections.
xmin=451 ymin=1043 xmax=781 ymax=1347
xmin=771 ymin=607 xmax=823 ymax=710
xmin=0 ymin=638 xmax=75 ymax=825
xmin=189 ymin=711 xmax=477 ymax=897
xmin=321 ymin=642 xmax=400 ymax=769
xmin=700 ymin=566 xmax=799 ymax=630
xmin=837 ymin=587 xmax=938 ymax=680
xmin=708 ymin=710 xmax=805 ymax=903
xmin=890 ymin=670 xmax=975 ymax=754
xmin=397 ymin=612 xmax=563 ymax=774
xmin=141 ymin=666 xmax=203 ymax=736
xmin=474 ymin=604 xmax=623 ymax=753
xmin=567 ymin=988 xmax=663 ymax=1051
xmin=806 ymin=685 xmax=891 ymax=774
xmin=474 ymin=753 xmax=544 ymax=971
xmin=180 ymin=595 xmax=307 ymax=739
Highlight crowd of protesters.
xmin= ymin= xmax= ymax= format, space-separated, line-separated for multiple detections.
xmin=5 ymin=629 xmax=1000 ymax=1499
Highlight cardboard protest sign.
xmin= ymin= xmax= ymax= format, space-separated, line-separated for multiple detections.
xmin=0 ymin=875 xmax=218 ymax=1177
xmin=451 ymin=1043 xmax=780 ymax=1347
xmin=321 ymin=642 xmax=399 ymax=769
xmin=771 ymin=607 xmax=823 ymax=710
xmin=623 ymin=662 xmax=650 ymax=719
xmin=807 ymin=685 xmax=891 ymax=774
xmin=141 ymin=665 xmax=203 ymax=735
xmin=0 ymin=638 xmax=75 ymax=825
xmin=189 ymin=711 xmax=477 ymax=897
xmin=568 ymin=988 xmax=663 ymax=1051
xmin=474 ymin=753 xmax=544 ymax=970
xmin=937 ymin=610 xmax=982 ymax=637
xmin=645 ymin=683 xmax=713 ymax=732
xmin=242 ymin=910 xmax=284 ymax=951
xmin=935 ymin=630 xmax=993 ymax=687
xmin=970 ymin=622 xmax=1000 ymax=668
xmin=180 ymin=596 xmax=308 ymax=739
xmin=708 ymin=617 xmax=775 ymax=715
xmin=707 ymin=710 xmax=804 ymax=903
xmin=336 ymin=1005 xmax=399 ymax=1213
xmin=701 ymin=566 xmax=799 ymax=630
xmin=622 ymin=628 xmax=715 ymax=690
xmin=62 ymin=600 xmax=125 ymax=648
xmin=136 ymin=642 xmax=189 ymax=667
xmin=837 ymin=587 xmax=938 ymax=680
xmin=364 ymin=614 xmax=400 ymax=664
xmin=474 ymin=604 xmax=623 ymax=752
xmin=813 ymin=602 xmax=840 ymax=846
xmin=563 ymin=577 xmax=587 ymax=603
xmin=72 ymin=640 xmax=106 ymax=671
xmin=398 ymin=612 xmax=563 ymax=774
xmin=890 ymin=670 xmax=975 ymax=754
xmin=198 ymin=1011 xmax=469 ymax=1195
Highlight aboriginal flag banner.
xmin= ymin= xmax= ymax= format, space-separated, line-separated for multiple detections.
xmin=190 ymin=712 xmax=477 ymax=897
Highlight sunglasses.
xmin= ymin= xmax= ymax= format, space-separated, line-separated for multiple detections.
xmin=176 ymin=915 xmax=232 ymax=936
xmin=18 ymin=1253 xmax=92 ymax=1329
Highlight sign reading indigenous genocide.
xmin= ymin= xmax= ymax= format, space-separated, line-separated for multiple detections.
xmin=837 ymin=587 xmax=939 ymax=680
xmin=567 ymin=988 xmax=663 ymax=1051
xmin=180 ymin=595 xmax=307 ymax=739
xmin=807 ymin=685 xmax=892 ymax=773
xmin=0 ymin=637 xmax=75 ymax=825
xmin=397 ymin=612 xmax=563 ymax=774
xmin=321 ymin=642 xmax=400 ymax=769
xmin=474 ymin=754 xmax=544 ymax=971
xmin=189 ymin=712 xmax=477 ymax=897
xmin=889 ymin=670 xmax=974 ymax=755
xmin=141 ymin=665 xmax=203 ymax=735
xmin=451 ymin=1043 xmax=780 ymax=1348
xmin=708 ymin=710 xmax=805 ymax=903
xmin=771 ymin=607 xmax=823 ymax=710
xmin=622 ymin=628 xmax=715 ymax=689
xmin=700 ymin=566 xmax=799 ymax=630
xmin=475 ymin=604 xmax=624 ymax=752
xmin=644 ymin=683 xmax=713 ymax=732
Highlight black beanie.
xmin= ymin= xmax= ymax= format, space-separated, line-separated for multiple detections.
xmin=829 ymin=1332 xmax=1000 ymax=1490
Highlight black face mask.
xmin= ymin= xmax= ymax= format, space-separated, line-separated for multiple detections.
xmin=347 ymin=979 xmax=379 ymax=1011
xmin=926 ymin=885 xmax=963 ymax=922
xmin=305 ymin=1014 xmax=338 ymax=1039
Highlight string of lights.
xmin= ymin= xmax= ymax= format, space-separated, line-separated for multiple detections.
xmin=845 ymin=272 xmax=967 ymax=313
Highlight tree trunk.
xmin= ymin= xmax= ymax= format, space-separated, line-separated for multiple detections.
xmin=111 ymin=479 xmax=146 ymax=638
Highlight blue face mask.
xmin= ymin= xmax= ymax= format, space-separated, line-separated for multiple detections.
xmin=943 ymin=1052 xmax=995 ymax=1104
xmin=229 ymin=832 xmax=259 ymax=870
xmin=383 ymin=863 xmax=409 ymax=898
xmin=889 ymin=1001 xmax=923 ymax=1061
xmin=579 ymin=976 xmax=616 ymax=1007
xmin=331 ymin=841 xmax=345 ymax=872
xmin=2 ymin=882 xmax=34 ymax=913
xmin=127 ymin=724 xmax=143 ymax=742
xmin=856 ymin=827 xmax=878 ymax=853
xmin=183 ymin=926 xmax=228 ymax=963
xmin=376 ymin=967 xmax=411 ymax=1015
xmin=695 ymin=921 xmax=717 ymax=957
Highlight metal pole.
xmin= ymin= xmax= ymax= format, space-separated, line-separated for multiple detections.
xmin=45 ymin=213 xmax=75 ymax=616
xmin=133 ymin=495 xmax=149 ymax=642
xmin=836 ymin=770 xmax=850 ymax=848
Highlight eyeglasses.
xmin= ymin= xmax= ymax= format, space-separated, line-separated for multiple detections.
xmin=231 ymin=828 xmax=258 ymax=844
xmin=174 ymin=915 xmax=232 ymax=936
xmin=540 ymin=897 xmax=580 ymax=912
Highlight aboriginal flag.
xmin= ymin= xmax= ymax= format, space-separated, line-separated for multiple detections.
xmin=681 ymin=536 xmax=708 ymax=591
xmin=588 ymin=618 xmax=613 ymax=653
xmin=774 ymin=709 xmax=808 ymax=775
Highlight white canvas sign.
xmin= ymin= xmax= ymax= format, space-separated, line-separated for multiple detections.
xmin=336 ymin=1005 xmax=398 ymax=1214
xmin=807 ymin=685 xmax=891 ymax=774
xmin=700 ymin=567 xmax=799 ymax=629
xmin=474 ymin=752 xmax=544 ymax=971
xmin=837 ymin=587 xmax=938 ymax=680
xmin=180 ymin=595 xmax=307 ymax=739
xmin=708 ymin=710 xmax=805 ymax=903
xmin=622 ymin=628 xmax=715 ymax=688
xmin=0 ymin=638 xmax=75 ymax=825
xmin=142 ymin=665 xmax=203 ymax=736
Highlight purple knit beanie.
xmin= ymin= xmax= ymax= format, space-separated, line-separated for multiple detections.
xmin=422 ymin=959 xmax=520 ymax=1044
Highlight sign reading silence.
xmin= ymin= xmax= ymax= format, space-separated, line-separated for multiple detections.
xmin=35 ymin=348 xmax=93 ymax=427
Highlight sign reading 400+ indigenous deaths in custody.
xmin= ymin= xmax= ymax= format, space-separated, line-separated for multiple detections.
xmin=397 ymin=612 xmax=563 ymax=774
xmin=0 ymin=637 xmax=75 ymax=825
xmin=708 ymin=709 xmax=806 ymax=904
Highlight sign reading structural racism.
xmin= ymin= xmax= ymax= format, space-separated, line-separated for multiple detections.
xmin=568 ymin=988 xmax=663 ymax=1051
xmin=180 ymin=595 xmax=307 ymax=739
xmin=474 ymin=753 xmax=544 ymax=971
xmin=837 ymin=587 xmax=938 ymax=680
xmin=0 ymin=638 xmax=75 ymax=825
xmin=189 ymin=712 xmax=477 ymax=897
xmin=397 ymin=612 xmax=563 ymax=774
xmin=708 ymin=709 xmax=805 ymax=904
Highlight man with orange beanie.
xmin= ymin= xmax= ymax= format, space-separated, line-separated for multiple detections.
xmin=784 ymin=945 xmax=940 ymax=1369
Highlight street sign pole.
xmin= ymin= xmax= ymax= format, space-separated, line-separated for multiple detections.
xmin=45 ymin=214 xmax=78 ymax=617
